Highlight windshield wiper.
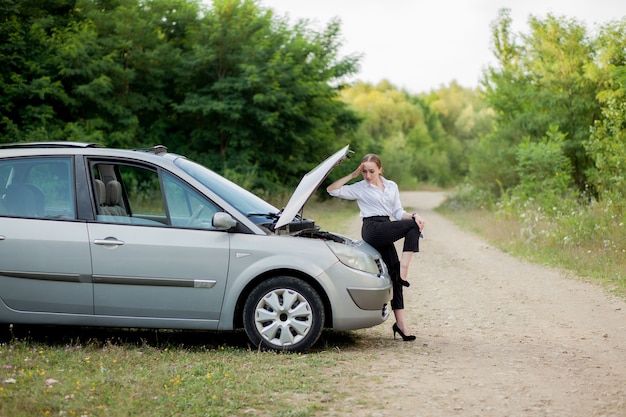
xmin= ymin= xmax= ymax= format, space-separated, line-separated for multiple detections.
xmin=247 ymin=212 xmax=280 ymax=219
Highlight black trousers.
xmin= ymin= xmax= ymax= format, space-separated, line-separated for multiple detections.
xmin=362 ymin=216 xmax=420 ymax=310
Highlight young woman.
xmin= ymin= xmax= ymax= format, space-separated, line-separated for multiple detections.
xmin=327 ymin=153 xmax=425 ymax=341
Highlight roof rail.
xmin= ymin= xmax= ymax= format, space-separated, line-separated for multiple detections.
xmin=0 ymin=142 xmax=103 ymax=149
xmin=134 ymin=145 xmax=168 ymax=155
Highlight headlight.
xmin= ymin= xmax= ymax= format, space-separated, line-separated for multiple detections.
xmin=326 ymin=241 xmax=380 ymax=275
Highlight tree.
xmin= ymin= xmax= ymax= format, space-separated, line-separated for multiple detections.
xmin=0 ymin=0 xmax=77 ymax=142
xmin=424 ymin=81 xmax=493 ymax=182
xmin=51 ymin=0 xmax=200 ymax=147
xmin=339 ymin=81 xmax=474 ymax=187
xmin=586 ymin=20 xmax=626 ymax=206
xmin=172 ymin=0 xmax=360 ymax=187
xmin=477 ymin=9 xmax=601 ymax=194
xmin=1 ymin=0 xmax=360 ymax=190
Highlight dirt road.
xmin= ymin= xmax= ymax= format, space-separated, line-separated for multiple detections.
xmin=325 ymin=191 xmax=626 ymax=417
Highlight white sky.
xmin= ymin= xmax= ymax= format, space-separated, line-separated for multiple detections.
xmin=260 ymin=0 xmax=626 ymax=93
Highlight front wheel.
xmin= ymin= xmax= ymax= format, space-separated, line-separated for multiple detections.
xmin=243 ymin=276 xmax=325 ymax=352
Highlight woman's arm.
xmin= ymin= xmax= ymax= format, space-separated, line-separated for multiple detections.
xmin=401 ymin=210 xmax=426 ymax=230
xmin=395 ymin=184 xmax=425 ymax=230
xmin=326 ymin=163 xmax=363 ymax=192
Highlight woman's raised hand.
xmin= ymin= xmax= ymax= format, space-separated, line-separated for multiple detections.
xmin=351 ymin=163 xmax=364 ymax=179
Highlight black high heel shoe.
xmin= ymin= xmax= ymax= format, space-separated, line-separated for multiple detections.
xmin=392 ymin=323 xmax=416 ymax=341
xmin=399 ymin=279 xmax=410 ymax=287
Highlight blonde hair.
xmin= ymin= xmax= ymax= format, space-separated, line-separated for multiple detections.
xmin=361 ymin=153 xmax=382 ymax=169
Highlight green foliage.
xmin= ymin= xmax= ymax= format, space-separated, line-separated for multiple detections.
xmin=380 ymin=132 xmax=421 ymax=189
xmin=0 ymin=0 xmax=75 ymax=142
xmin=339 ymin=81 xmax=480 ymax=188
xmin=478 ymin=9 xmax=601 ymax=194
xmin=444 ymin=12 xmax=626 ymax=293
xmin=0 ymin=0 xmax=360 ymax=190
xmin=587 ymin=90 xmax=626 ymax=208
xmin=168 ymin=0 xmax=360 ymax=187
xmin=512 ymin=127 xmax=574 ymax=199
xmin=422 ymin=82 xmax=492 ymax=185
xmin=585 ymin=20 xmax=626 ymax=209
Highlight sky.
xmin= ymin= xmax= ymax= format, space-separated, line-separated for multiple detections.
xmin=259 ymin=0 xmax=626 ymax=93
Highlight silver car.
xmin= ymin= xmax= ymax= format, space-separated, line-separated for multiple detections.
xmin=0 ymin=142 xmax=391 ymax=352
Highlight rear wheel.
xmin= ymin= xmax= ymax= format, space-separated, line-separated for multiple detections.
xmin=243 ymin=276 xmax=324 ymax=352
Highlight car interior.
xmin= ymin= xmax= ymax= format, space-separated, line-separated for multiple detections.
xmin=0 ymin=158 xmax=74 ymax=219
xmin=91 ymin=162 xmax=218 ymax=229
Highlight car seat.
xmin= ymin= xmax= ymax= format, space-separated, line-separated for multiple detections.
xmin=3 ymin=184 xmax=38 ymax=217
xmin=104 ymin=180 xmax=128 ymax=216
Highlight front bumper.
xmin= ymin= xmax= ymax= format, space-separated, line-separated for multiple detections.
xmin=347 ymin=286 xmax=392 ymax=310
xmin=320 ymin=261 xmax=392 ymax=331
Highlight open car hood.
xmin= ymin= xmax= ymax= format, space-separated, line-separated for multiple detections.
xmin=275 ymin=145 xmax=350 ymax=230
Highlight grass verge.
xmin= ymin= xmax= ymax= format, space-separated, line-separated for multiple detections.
xmin=0 ymin=326 xmax=364 ymax=417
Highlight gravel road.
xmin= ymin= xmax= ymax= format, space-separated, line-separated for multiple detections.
xmin=324 ymin=191 xmax=626 ymax=417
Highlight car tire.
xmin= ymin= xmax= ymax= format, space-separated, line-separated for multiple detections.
xmin=243 ymin=276 xmax=325 ymax=352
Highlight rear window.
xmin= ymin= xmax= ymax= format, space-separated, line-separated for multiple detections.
xmin=0 ymin=157 xmax=75 ymax=219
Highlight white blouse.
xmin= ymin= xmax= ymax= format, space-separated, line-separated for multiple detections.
xmin=328 ymin=177 xmax=405 ymax=220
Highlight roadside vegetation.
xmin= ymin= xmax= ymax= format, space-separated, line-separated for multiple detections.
xmin=439 ymin=9 xmax=626 ymax=297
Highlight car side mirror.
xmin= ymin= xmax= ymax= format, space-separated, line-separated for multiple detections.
xmin=212 ymin=212 xmax=237 ymax=230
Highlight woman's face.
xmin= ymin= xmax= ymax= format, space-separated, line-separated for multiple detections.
xmin=361 ymin=161 xmax=382 ymax=184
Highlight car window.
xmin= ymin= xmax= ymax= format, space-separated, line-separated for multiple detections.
xmin=0 ymin=157 xmax=75 ymax=219
xmin=92 ymin=163 xmax=165 ymax=225
xmin=163 ymin=172 xmax=219 ymax=229
xmin=91 ymin=162 xmax=219 ymax=229
xmin=174 ymin=157 xmax=278 ymax=216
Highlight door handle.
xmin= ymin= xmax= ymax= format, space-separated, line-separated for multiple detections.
xmin=93 ymin=238 xmax=125 ymax=246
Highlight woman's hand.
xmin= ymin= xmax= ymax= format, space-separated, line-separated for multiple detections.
xmin=351 ymin=163 xmax=364 ymax=179
xmin=412 ymin=212 xmax=425 ymax=231
xmin=327 ymin=162 xmax=364 ymax=192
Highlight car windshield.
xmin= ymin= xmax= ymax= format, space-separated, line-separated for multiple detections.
xmin=174 ymin=157 xmax=279 ymax=222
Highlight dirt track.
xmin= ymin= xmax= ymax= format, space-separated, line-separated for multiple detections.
xmin=326 ymin=191 xmax=626 ymax=417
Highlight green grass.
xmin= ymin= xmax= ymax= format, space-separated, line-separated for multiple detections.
xmin=303 ymin=197 xmax=360 ymax=236
xmin=0 ymin=327 xmax=362 ymax=417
